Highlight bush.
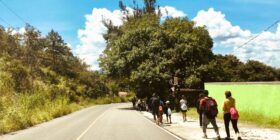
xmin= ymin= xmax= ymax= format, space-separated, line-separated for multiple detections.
xmin=0 ymin=71 xmax=14 ymax=95
xmin=185 ymin=75 xmax=202 ymax=89
xmin=0 ymin=90 xmax=82 ymax=134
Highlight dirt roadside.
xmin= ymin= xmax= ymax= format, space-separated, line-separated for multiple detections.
xmin=141 ymin=111 xmax=280 ymax=140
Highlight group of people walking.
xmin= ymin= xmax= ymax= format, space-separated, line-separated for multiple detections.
xmin=197 ymin=90 xmax=241 ymax=139
xmin=146 ymin=90 xmax=242 ymax=140
xmin=197 ymin=90 xmax=241 ymax=140
xmin=149 ymin=93 xmax=172 ymax=125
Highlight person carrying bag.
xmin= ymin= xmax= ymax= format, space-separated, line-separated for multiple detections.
xmin=222 ymin=91 xmax=241 ymax=140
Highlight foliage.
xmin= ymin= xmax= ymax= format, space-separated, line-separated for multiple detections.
xmin=199 ymin=55 xmax=280 ymax=82
xmin=185 ymin=75 xmax=201 ymax=89
xmin=0 ymin=92 xmax=81 ymax=134
xmin=100 ymin=1 xmax=213 ymax=98
xmin=0 ymin=24 xmax=110 ymax=134
xmin=239 ymin=60 xmax=278 ymax=81
xmin=0 ymin=24 xmax=108 ymax=98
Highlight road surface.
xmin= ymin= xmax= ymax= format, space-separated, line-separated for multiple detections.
xmin=0 ymin=103 xmax=180 ymax=140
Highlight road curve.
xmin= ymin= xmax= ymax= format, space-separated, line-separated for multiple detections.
xmin=0 ymin=103 xmax=179 ymax=140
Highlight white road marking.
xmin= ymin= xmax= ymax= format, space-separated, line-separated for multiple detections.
xmin=140 ymin=112 xmax=183 ymax=140
xmin=75 ymin=110 xmax=108 ymax=140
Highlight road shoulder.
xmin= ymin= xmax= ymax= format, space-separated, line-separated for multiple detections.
xmin=140 ymin=111 xmax=280 ymax=140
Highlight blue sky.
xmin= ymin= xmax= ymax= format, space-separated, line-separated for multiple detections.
xmin=1 ymin=0 xmax=280 ymax=69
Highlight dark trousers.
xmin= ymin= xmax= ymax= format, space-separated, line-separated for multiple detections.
xmin=199 ymin=112 xmax=202 ymax=126
xmin=224 ymin=113 xmax=239 ymax=137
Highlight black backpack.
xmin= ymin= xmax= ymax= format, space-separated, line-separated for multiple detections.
xmin=203 ymin=97 xmax=218 ymax=118
xmin=151 ymin=97 xmax=159 ymax=108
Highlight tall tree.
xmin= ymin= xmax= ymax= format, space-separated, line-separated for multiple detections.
xmin=44 ymin=30 xmax=74 ymax=76
xmin=0 ymin=26 xmax=21 ymax=58
xmin=22 ymin=24 xmax=45 ymax=89
xmin=100 ymin=0 xmax=213 ymax=97
xmin=239 ymin=60 xmax=277 ymax=81
xmin=144 ymin=0 xmax=156 ymax=13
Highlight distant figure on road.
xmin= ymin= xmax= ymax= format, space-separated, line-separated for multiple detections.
xmin=158 ymin=99 xmax=164 ymax=125
xmin=141 ymin=99 xmax=146 ymax=111
xmin=199 ymin=91 xmax=221 ymax=140
xmin=137 ymin=99 xmax=141 ymax=111
xmin=165 ymin=100 xmax=172 ymax=124
xmin=132 ymin=96 xmax=136 ymax=109
xmin=222 ymin=91 xmax=241 ymax=140
xmin=180 ymin=95 xmax=188 ymax=122
xmin=150 ymin=93 xmax=160 ymax=122
xmin=197 ymin=93 xmax=204 ymax=127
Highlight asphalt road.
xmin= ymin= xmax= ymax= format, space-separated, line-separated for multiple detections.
xmin=0 ymin=103 xmax=179 ymax=140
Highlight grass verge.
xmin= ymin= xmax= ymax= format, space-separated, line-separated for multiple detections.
xmin=0 ymin=95 xmax=132 ymax=134
xmin=186 ymin=107 xmax=280 ymax=129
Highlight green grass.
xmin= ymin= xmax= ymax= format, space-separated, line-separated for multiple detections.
xmin=0 ymin=94 xmax=132 ymax=134
xmin=205 ymin=83 xmax=280 ymax=128
xmin=186 ymin=108 xmax=199 ymax=118
xmin=0 ymin=94 xmax=81 ymax=134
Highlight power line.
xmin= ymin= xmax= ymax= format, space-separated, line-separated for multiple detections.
xmin=0 ymin=0 xmax=27 ymax=24
xmin=0 ymin=16 xmax=11 ymax=27
xmin=237 ymin=19 xmax=280 ymax=49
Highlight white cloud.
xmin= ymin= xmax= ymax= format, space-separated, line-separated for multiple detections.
xmin=76 ymin=6 xmax=280 ymax=70
xmin=8 ymin=27 xmax=26 ymax=35
xmin=159 ymin=6 xmax=186 ymax=18
xmin=193 ymin=8 xmax=280 ymax=68
xmin=277 ymin=23 xmax=280 ymax=36
xmin=75 ymin=8 xmax=124 ymax=70
xmin=193 ymin=8 xmax=251 ymax=41
xmin=76 ymin=6 xmax=186 ymax=70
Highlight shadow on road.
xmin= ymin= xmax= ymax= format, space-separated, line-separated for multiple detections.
xmin=118 ymin=107 xmax=135 ymax=111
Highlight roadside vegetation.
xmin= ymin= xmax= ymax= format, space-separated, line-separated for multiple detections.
xmin=0 ymin=93 xmax=132 ymax=134
xmin=0 ymin=25 xmax=132 ymax=134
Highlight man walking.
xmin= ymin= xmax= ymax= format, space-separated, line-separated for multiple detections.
xmin=199 ymin=91 xmax=221 ymax=140
xmin=150 ymin=93 xmax=160 ymax=123
xmin=197 ymin=93 xmax=204 ymax=127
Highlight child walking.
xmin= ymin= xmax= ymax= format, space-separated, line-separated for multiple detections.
xmin=165 ymin=101 xmax=172 ymax=124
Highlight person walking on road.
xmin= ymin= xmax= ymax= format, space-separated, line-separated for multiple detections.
xmin=165 ymin=100 xmax=172 ymax=124
xmin=180 ymin=95 xmax=188 ymax=122
xmin=222 ymin=91 xmax=241 ymax=140
xmin=132 ymin=96 xmax=136 ymax=109
xmin=150 ymin=93 xmax=160 ymax=123
xmin=137 ymin=99 xmax=141 ymax=111
xmin=158 ymin=98 xmax=164 ymax=125
xmin=199 ymin=91 xmax=221 ymax=140
xmin=197 ymin=93 xmax=204 ymax=127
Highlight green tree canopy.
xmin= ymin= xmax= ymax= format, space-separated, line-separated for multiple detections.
xmin=198 ymin=54 xmax=280 ymax=82
xmin=0 ymin=24 xmax=108 ymax=99
xmin=99 ymin=0 xmax=213 ymax=98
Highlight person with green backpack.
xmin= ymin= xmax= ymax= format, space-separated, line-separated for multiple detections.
xmin=222 ymin=91 xmax=241 ymax=140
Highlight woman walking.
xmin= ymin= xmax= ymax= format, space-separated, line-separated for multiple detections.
xmin=222 ymin=91 xmax=241 ymax=140
xmin=180 ymin=95 xmax=188 ymax=122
